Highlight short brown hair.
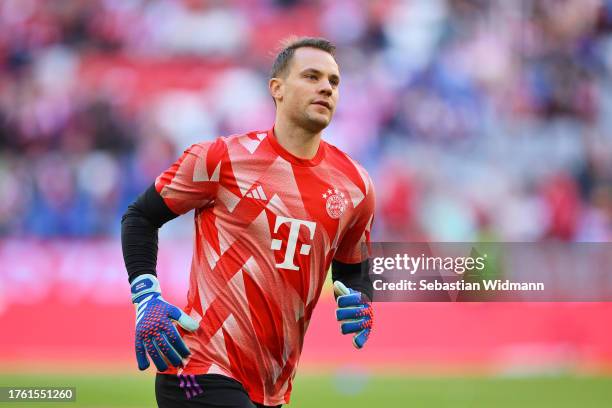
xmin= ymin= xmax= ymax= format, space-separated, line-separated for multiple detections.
xmin=270 ymin=37 xmax=336 ymax=79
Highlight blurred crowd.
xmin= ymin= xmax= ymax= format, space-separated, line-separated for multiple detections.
xmin=1 ymin=0 xmax=611 ymax=241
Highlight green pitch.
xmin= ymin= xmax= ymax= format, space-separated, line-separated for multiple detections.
xmin=0 ymin=373 xmax=611 ymax=407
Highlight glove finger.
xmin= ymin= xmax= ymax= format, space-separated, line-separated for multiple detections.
xmin=353 ymin=328 xmax=370 ymax=349
xmin=156 ymin=333 xmax=183 ymax=368
xmin=336 ymin=305 xmax=368 ymax=321
xmin=165 ymin=324 xmax=192 ymax=359
xmin=337 ymin=292 xmax=363 ymax=308
xmin=333 ymin=281 xmax=351 ymax=297
xmin=144 ymin=338 xmax=169 ymax=372
xmin=167 ymin=305 xmax=199 ymax=332
xmin=177 ymin=313 xmax=199 ymax=332
xmin=135 ymin=339 xmax=150 ymax=371
xmin=341 ymin=317 xmax=370 ymax=335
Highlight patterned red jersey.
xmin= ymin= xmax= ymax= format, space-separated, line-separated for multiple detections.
xmin=155 ymin=128 xmax=375 ymax=405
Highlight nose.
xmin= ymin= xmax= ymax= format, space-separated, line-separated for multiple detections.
xmin=319 ymin=81 xmax=332 ymax=97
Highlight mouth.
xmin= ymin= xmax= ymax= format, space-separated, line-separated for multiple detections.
xmin=312 ymin=100 xmax=332 ymax=110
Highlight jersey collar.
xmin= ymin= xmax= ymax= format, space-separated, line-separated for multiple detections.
xmin=266 ymin=127 xmax=326 ymax=167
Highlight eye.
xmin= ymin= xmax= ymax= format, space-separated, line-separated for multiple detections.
xmin=305 ymin=73 xmax=318 ymax=80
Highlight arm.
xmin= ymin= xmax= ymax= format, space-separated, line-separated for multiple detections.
xmin=121 ymin=184 xmax=197 ymax=371
xmin=332 ymin=172 xmax=375 ymax=349
xmin=121 ymin=184 xmax=178 ymax=284
xmin=121 ymin=140 xmax=226 ymax=371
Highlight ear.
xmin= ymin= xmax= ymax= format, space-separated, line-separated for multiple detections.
xmin=269 ymin=77 xmax=283 ymax=103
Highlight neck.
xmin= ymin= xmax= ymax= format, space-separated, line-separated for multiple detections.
xmin=273 ymin=116 xmax=322 ymax=160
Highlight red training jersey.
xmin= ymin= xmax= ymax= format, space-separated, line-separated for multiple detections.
xmin=155 ymin=128 xmax=375 ymax=405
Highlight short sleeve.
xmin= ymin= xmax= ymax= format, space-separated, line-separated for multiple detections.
xmin=155 ymin=139 xmax=227 ymax=215
xmin=334 ymin=177 xmax=375 ymax=264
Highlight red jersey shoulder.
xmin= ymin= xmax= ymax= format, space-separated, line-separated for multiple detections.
xmin=222 ymin=130 xmax=269 ymax=155
xmin=185 ymin=131 xmax=267 ymax=183
xmin=323 ymin=141 xmax=374 ymax=202
xmin=190 ymin=129 xmax=267 ymax=154
xmin=188 ymin=137 xmax=230 ymax=182
xmin=154 ymin=136 xmax=231 ymax=214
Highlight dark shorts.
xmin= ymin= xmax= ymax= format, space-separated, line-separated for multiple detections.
xmin=155 ymin=373 xmax=282 ymax=408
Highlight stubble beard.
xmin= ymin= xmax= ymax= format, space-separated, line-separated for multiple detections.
xmin=298 ymin=107 xmax=331 ymax=134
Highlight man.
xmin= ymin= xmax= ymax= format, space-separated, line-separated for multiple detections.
xmin=121 ymin=37 xmax=375 ymax=408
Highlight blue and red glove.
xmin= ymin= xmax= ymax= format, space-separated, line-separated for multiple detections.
xmin=131 ymin=274 xmax=199 ymax=371
xmin=333 ymin=281 xmax=373 ymax=349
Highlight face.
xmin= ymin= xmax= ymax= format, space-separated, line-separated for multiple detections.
xmin=270 ymin=47 xmax=340 ymax=133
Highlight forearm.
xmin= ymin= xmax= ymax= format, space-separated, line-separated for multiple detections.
xmin=331 ymin=259 xmax=373 ymax=301
xmin=121 ymin=184 xmax=178 ymax=283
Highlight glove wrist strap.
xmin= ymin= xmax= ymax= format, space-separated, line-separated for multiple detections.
xmin=130 ymin=274 xmax=161 ymax=304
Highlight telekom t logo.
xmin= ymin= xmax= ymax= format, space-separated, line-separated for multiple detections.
xmin=270 ymin=216 xmax=317 ymax=271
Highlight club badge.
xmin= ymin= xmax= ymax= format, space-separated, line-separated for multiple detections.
xmin=322 ymin=188 xmax=348 ymax=219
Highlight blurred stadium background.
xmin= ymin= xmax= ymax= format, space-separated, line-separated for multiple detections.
xmin=1 ymin=0 xmax=612 ymax=406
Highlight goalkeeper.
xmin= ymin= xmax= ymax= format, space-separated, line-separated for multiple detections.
xmin=121 ymin=37 xmax=375 ymax=408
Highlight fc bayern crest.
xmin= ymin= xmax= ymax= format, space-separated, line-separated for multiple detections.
xmin=322 ymin=188 xmax=348 ymax=219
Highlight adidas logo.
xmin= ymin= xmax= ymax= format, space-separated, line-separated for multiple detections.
xmin=245 ymin=184 xmax=267 ymax=201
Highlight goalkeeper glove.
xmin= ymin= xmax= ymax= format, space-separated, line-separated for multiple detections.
xmin=333 ymin=281 xmax=373 ymax=349
xmin=131 ymin=274 xmax=199 ymax=371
